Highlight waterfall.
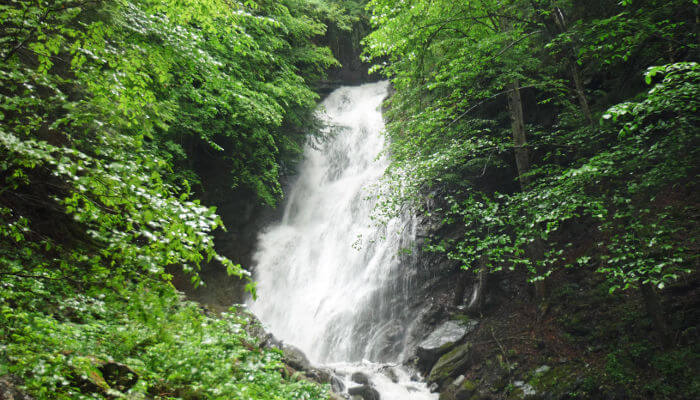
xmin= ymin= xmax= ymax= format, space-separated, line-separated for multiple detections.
xmin=248 ymin=82 xmax=436 ymax=399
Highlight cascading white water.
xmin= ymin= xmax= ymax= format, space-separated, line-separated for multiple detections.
xmin=249 ymin=82 xmax=436 ymax=399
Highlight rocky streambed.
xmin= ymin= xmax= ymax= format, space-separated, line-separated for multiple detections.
xmin=239 ymin=304 xmax=499 ymax=400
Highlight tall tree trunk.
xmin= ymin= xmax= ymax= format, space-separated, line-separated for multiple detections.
xmin=552 ymin=7 xmax=594 ymax=127
xmin=640 ymin=282 xmax=673 ymax=349
xmin=507 ymin=79 xmax=531 ymax=189
xmin=569 ymin=62 xmax=594 ymax=127
xmin=507 ymin=79 xmax=548 ymax=300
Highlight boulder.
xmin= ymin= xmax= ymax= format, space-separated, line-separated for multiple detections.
xmin=416 ymin=320 xmax=478 ymax=373
xmin=330 ymin=374 xmax=345 ymax=393
xmin=351 ymin=371 xmax=371 ymax=385
xmin=305 ymin=367 xmax=332 ymax=384
xmin=428 ymin=343 xmax=474 ymax=389
xmin=281 ymin=344 xmax=312 ymax=372
xmin=439 ymin=375 xmax=477 ymax=400
xmin=348 ymin=385 xmax=381 ymax=400
xmin=236 ymin=310 xmax=283 ymax=349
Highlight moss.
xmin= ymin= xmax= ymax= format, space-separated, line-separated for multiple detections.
xmin=505 ymin=387 xmax=525 ymax=400
xmin=452 ymin=314 xmax=472 ymax=324
xmin=428 ymin=343 xmax=473 ymax=386
xmin=461 ymin=379 xmax=477 ymax=392
xmin=528 ymin=364 xmax=578 ymax=394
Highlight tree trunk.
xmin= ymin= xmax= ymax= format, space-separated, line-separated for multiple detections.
xmin=569 ymin=62 xmax=594 ymax=127
xmin=507 ymin=79 xmax=530 ymax=189
xmin=640 ymin=282 xmax=673 ymax=349
xmin=552 ymin=7 xmax=594 ymax=127
xmin=467 ymin=256 xmax=488 ymax=315
xmin=453 ymin=270 xmax=468 ymax=306
xmin=507 ymin=80 xmax=548 ymax=301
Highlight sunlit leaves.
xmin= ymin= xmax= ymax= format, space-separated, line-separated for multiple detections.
xmin=0 ymin=1 xmax=343 ymax=397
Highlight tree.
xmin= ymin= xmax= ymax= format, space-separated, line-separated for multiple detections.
xmin=363 ymin=0 xmax=697 ymax=318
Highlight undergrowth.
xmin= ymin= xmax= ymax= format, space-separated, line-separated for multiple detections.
xmin=0 ymin=279 xmax=328 ymax=399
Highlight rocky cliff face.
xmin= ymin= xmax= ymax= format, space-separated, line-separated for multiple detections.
xmin=315 ymin=17 xmax=381 ymax=96
xmin=395 ymin=206 xmax=699 ymax=400
xmin=168 ymin=151 xmax=285 ymax=308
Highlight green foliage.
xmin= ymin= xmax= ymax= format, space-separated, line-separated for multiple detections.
xmin=0 ymin=280 xmax=328 ymax=399
xmin=0 ymin=0 xmax=344 ymax=284
xmin=0 ymin=0 xmax=347 ymax=397
xmin=364 ymin=0 xmax=698 ymax=294
xmin=600 ymin=340 xmax=700 ymax=398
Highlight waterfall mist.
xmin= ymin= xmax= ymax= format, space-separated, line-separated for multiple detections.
xmin=248 ymin=82 xmax=436 ymax=399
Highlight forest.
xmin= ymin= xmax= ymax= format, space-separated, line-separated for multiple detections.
xmin=0 ymin=0 xmax=697 ymax=399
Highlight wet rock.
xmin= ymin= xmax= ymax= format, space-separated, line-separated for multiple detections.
xmin=470 ymin=391 xmax=496 ymax=400
xmin=439 ymin=375 xmax=477 ymax=400
xmin=331 ymin=374 xmax=345 ymax=393
xmin=379 ymin=365 xmax=399 ymax=383
xmin=348 ymin=385 xmax=381 ymax=400
xmin=416 ymin=320 xmax=478 ymax=373
xmin=0 ymin=375 xmax=34 ymax=400
xmin=261 ymin=332 xmax=283 ymax=349
xmin=282 ymin=344 xmax=312 ymax=371
xmin=351 ymin=371 xmax=371 ymax=385
xmin=305 ymin=367 xmax=332 ymax=384
xmin=428 ymin=343 xmax=474 ymax=389
xmin=369 ymin=321 xmax=405 ymax=360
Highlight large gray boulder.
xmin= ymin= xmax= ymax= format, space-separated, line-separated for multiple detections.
xmin=416 ymin=320 xmax=478 ymax=372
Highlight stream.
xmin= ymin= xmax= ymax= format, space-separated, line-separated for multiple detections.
xmin=248 ymin=82 xmax=436 ymax=399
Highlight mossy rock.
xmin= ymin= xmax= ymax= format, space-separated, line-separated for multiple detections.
xmin=428 ymin=343 xmax=474 ymax=388
xmin=528 ymin=364 xmax=579 ymax=396
xmin=439 ymin=377 xmax=478 ymax=400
